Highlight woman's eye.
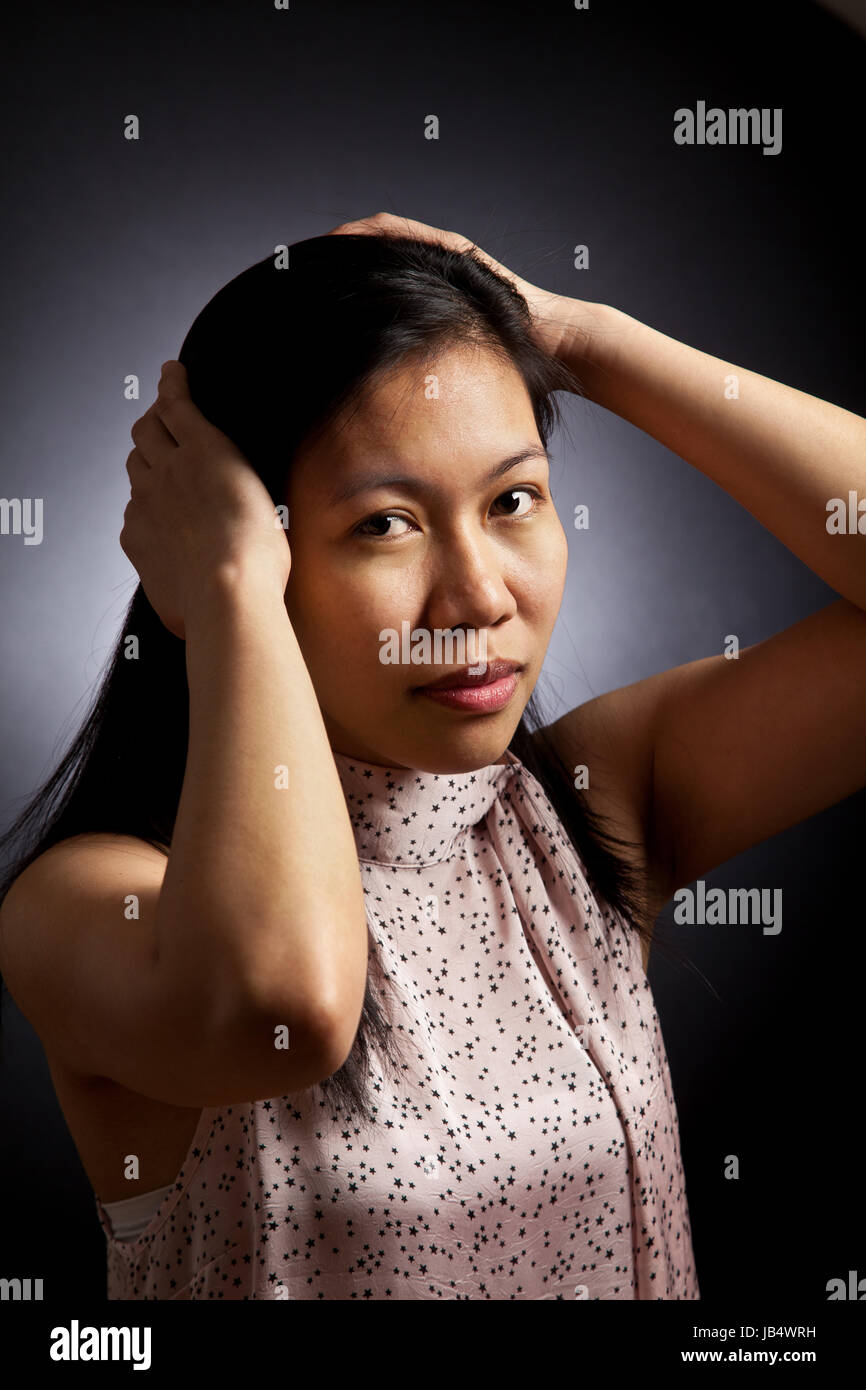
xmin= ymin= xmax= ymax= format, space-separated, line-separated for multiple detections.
xmin=353 ymin=489 xmax=541 ymax=540
xmin=492 ymin=487 xmax=541 ymax=518
xmin=353 ymin=513 xmax=415 ymax=539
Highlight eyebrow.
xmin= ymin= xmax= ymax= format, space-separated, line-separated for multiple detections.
xmin=327 ymin=447 xmax=550 ymax=507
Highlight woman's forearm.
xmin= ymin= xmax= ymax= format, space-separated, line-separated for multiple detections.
xmin=154 ymin=562 xmax=369 ymax=1048
xmin=559 ymin=301 xmax=866 ymax=610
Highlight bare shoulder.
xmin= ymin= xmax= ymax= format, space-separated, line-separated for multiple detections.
xmin=1 ymin=832 xmax=168 ymax=946
xmin=1 ymin=831 xmax=167 ymax=972
xmin=0 ymin=832 xmax=168 ymax=1075
xmin=0 ymin=827 xmax=345 ymax=1108
xmin=2 ymin=831 xmax=167 ymax=906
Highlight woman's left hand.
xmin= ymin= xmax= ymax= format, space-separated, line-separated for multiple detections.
xmin=326 ymin=211 xmax=580 ymax=362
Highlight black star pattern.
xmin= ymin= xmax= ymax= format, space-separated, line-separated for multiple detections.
xmin=95 ymin=749 xmax=698 ymax=1301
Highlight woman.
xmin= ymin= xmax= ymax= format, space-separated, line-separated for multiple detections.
xmin=1 ymin=214 xmax=864 ymax=1301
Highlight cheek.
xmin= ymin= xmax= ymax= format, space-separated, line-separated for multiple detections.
xmin=551 ymin=525 xmax=569 ymax=598
xmin=515 ymin=519 xmax=568 ymax=609
xmin=285 ymin=563 xmax=412 ymax=674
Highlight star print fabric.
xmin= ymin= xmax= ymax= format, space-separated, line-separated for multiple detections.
xmin=94 ymin=748 xmax=699 ymax=1299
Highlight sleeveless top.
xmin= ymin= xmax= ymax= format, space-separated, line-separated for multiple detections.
xmin=94 ymin=747 xmax=699 ymax=1300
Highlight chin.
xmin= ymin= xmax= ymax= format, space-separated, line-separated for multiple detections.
xmin=386 ymin=717 xmax=521 ymax=775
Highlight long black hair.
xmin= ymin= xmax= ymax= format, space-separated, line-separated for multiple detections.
xmin=0 ymin=231 xmax=672 ymax=1124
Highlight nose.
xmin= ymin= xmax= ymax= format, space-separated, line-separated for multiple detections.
xmin=421 ymin=526 xmax=518 ymax=635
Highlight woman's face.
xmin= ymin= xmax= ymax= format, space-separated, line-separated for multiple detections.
xmin=283 ymin=341 xmax=568 ymax=772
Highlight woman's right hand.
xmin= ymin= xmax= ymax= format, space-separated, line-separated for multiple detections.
xmin=120 ymin=361 xmax=292 ymax=639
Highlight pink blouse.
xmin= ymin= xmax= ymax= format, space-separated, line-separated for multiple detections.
xmin=95 ymin=747 xmax=699 ymax=1299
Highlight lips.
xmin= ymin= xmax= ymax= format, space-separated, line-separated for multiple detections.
xmin=414 ymin=659 xmax=523 ymax=691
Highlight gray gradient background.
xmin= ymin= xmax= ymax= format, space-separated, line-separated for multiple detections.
xmin=1 ymin=0 xmax=864 ymax=1303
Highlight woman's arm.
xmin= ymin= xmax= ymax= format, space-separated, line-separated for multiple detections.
xmin=558 ymin=302 xmax=866 ymax=609
xmin=159 ymin=565 xmax=371 ymax=1046
xmin=0 ymin=570 xmax=372 ymax=1109
xmin=548 ymin=302 xmax=866 ymax=905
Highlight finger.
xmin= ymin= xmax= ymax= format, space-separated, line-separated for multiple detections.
xmin=125 ymin=446 xmax=151 ymax=493
xmin=327 ymin=212 xmax=393 ymax=234
xmin=326 ymin=219 xmax=385 ymax=238
xmin=153 ymin=390 xmax=211 ymax=448
xmin=328 ymin=209 xmax=439 ymax=240
xmin=152 ymin=363 xmax=212 ymax=447
xmin=328 ymin=212 xmax=459 ymax=247
xmin=156 ymin=361 xmax=187 ymax=400
xmin=155 ymin=360 xmax=191 ymax=415
xmin=130 ymin=403 xmax=178 ymax=462
xmin=371 ymin=211 xmax=465 ymax=246
xmin=120 ymin=497 xmax=139 ymax=552
xmin=158 ymin=360 xmax=187 ymax=389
